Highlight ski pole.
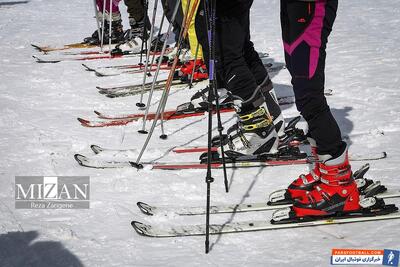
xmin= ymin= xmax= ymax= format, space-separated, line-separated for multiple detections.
xmin=138 ymin=0 xmax=190 ymax=134
xmin=136 ymin=6 xmax=166 ymax=108
xmin=202 ymin=0 xmax=228 ymax=193
xmin=147 ymin=11 xmax=165 ymax=71
xmin=136 ymin=0 xmax=159 ymax=109
xmin=158 ymin=0 xmax=192 ymax=139
xmin=100 ymin=0 xmax=106 ymax=50
xmin=92 ymin=0 xmax=103 ymax=52
xmin=134 ymin=0 xmax=200 ymax=164
xmin=108 ymin=0 xmax=113 ymax=57
xmin=203 ymin=0 xmax=213 ymax=254
xmin=207 ymin=0 xmax=228 ymax=194
xmin=204 ymin=0 xmax=230 ymax=253
xmin=138 ymin=0 xmax=149 ymax=66
xmin=137 ymin=0 xmax=182 ymax=134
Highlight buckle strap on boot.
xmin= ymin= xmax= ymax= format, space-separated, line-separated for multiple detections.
xmin=239 ymin=106 xmax=272 ymax=122
xmin=242 ymin=118 xmax=273 ymax=131
xmin=319 ymin=163 xmax=353 ymax=186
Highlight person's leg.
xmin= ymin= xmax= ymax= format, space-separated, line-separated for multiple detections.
xmin=276 ymin=0 xmax=360 ymax=219
xmin=122 ymin=0 xmax=151 ymax=41
xmin=193 ymin=4 xmax=279 ymax=157
xmin=84 ymin=0 xmax=123 ymax=44
xmin=283 ymin=0 xmax=342 ymax=156
xmin=124 ymin=0 xmax=144 ymax=22
xmin=242 ymin=12 xmax=286 ymax=137
xmin=243 ymin=15 xmax=267 ymax=86
xmin=195 ymin=1 xmax=224 ymax=87
xmin=181 ymin=0 xmax=203 ymax=59
xmin=96 ymin=0 xmax=103 ymax=11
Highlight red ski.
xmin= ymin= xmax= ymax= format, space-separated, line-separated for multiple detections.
xmin=78 ymin=108 xmax=234 ymax=127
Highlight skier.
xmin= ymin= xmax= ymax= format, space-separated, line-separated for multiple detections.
xmin=192 ymin=0 xmax=290 ymax=158
xmin=84 ymin=0 xmax=149 ymax=45
xmin=275 ymin=0 xmax=360 ymax=219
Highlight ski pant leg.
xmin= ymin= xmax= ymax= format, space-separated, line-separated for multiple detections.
xmin=96 ymin=0 xmax=102 ymax=10
xmin=216 ymin=11 xmax=258 ymax=100
xmin=97 ymin=0 xmax=120 ymax=13
xmin=96 ymin=0 xmax=121 ymax=22
xmin=242 ymin=14 xmax=285 ymax=135
xmin=161 ymin=0 xmax=185 ymax=43
xmin=195 ymin=1 xmax=225 ymax=87
xmin=281 ymin=0 xmax=342 ymax=156
xmin=182 ymin=0 xmax=203 ymax=59
xmin=123 ymin=0 xmax=145 ymax=21
xmin=243 ymin=14 xmax=267 ymax=86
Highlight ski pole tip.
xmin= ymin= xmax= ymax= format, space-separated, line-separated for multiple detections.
xmin=159 ymin=134 xmax=168 ymax=140
xmin=136 ymin=103 xmax=146 ymax=108
xmin=138 ymin=130 xmax=148 ymax=134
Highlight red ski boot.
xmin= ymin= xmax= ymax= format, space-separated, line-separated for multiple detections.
xmin=268 ymin=138 xmax=320 ymax=205
xmin=178 ymin=59 xmax=208 ymax=82
xmin=272 ymin=147 xmax=363 ymax=223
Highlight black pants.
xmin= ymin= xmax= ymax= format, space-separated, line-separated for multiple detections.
xmin=281 ymin=0 xmax=343 ymax=156
xmin=195 ymin=2 xmax=267 ymax=100
xmin=124 ymin=0 xmax=144 ymax=21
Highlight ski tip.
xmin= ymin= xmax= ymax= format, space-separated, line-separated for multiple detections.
xmin=82 ymin=63 xmax=92 ymax=71
xmin=131 ymin=221 xmax=152 ymax=237
xmin=77 ymin=117 xmax=90 ymax=124
xmin=31 ymin=44 xmax=44 ymax=52
xmin=74 ymin=154 xmax=86 ymax=165
xmin=90 ymin=145 xmax=102 ymax=154
xmin=137 ymin=202 xmax=155 ymax=216
xmin=382 ymin=152 xmax=388 ymax=159
xmin=93 ymin=110 xmax=101 ymax=116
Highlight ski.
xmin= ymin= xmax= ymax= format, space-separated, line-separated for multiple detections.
xmin=31 ymin=43 xmax=98 ymax=53
xmin=96 ymin=78 xmax=193 ymax=98
xmin=100 ymin=82 xmax=190 ymax=98
xmin=137 ymin=190 xmax=400 ymax=216
xmin=96 ymin=78 xmax=170 ymax=93
xmin=32 ymin=50 xmax=160 ymax=63
xmin=73 ymin=152 xmax=386 ymax=170
xmin=79 ymin=94 xmax=296 ymax=127
xmin=32 ymin=54 xmax=126 ymax=63
xmin=91 ymin=95 xmax=295 ymax=121
xmin=94 ymin=64 xmax=172 ymax=77
xmin=78 ymin=107 xmax=234 ymax=127
xmin=82 ymin=62 xmax=166 ymax=72
xmin=93 ymin=61 xmax=283 ymax=77
xmin=131 ymin=209 xmax=400 ymax=237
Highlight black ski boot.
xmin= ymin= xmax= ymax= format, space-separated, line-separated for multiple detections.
xmin=84 ymin=17 xmax=124 ymax=45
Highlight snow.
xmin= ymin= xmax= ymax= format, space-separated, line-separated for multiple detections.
xmin=0 ymin=0 xmax=400 ymax=266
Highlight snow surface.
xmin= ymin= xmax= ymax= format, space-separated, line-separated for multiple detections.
xmin=1 ymin=0 xmax=400 ymax=266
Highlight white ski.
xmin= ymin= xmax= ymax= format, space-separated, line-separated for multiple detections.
xmin=137 ymin=190 xmax=400 ymax=216
xmin=131 ymin=212 xmax=400 ymax=237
